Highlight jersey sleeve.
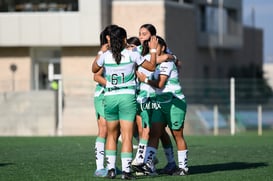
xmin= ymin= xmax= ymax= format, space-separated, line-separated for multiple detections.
xmin=130 ymin=51 xmax=145 ymax=65
xmin=96 ymin=52 xmax=106 ymax=67
xmin=159 ymin=62 xmax=172 ymax=76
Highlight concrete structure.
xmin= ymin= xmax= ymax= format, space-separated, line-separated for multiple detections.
xmin=0 ymin=0 xmax=101 ymax=135
xmin=112 ymin=0 xmax=262 ymax=80
xmin=0 ymin=91 xmax=56 ymax=136
xmin=0 ymin=0 xmax=101 ymax=93
xmin=0 ymin=0 xmax=264 ymax=136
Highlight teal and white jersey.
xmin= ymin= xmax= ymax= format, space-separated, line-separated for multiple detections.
xmin=153 ymin=60 xmax=185 ymax=100
xmin=94 ymin=83 xmax=104 ymax=97
xmin=134 ymin=45 xmax=142 ymax=92
xmin=135 ymin=45 xmax=143 ymax=54
xmin=96 ymin=49 xmax=145 ymax=96
xmin=137 ymin=54 xmax=156 ymax=103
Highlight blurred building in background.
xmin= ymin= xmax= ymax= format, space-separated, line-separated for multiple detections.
xmin=0 ymin=0 xmax=271 ymax=136
xmin=0 ymin=0 xmax=100 ymax=93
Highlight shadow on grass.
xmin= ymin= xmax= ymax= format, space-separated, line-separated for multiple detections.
xmin=0 ymin=163 xmax=14 ymax=167
xmin=190 ymin=162 xmax=268 ymax=174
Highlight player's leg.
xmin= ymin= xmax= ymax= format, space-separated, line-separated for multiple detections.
xmin=119 ymin=94 xmax=137 ymax=179
xmin=140 ymin=108 xmax=164 ymax=175
xmin=132 ymin=106 xmax=151 ymax=167
xmin=142 ymin=120 xmax=164 ymax=175
xmin=169 ymin=97 xmax=189 ymax=176
xmin=155 ymin=101 xmax=177 ymax=175
xmin=94 ymin=95 xmax=108 ymax=177
xmin=171 ymin=128 xmax=188 ymax=176
xmin=120 ymin=120 xmax=134 ymax=179
xmin=159 ymin=128 xmax=177 ymax=175
xmin=134 ymin=114 xmax=142 ymax=146
xmin=103 ymin=95 xmax=120 ymax=179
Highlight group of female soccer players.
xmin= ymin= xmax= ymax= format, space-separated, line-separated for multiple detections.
xmin=92 ymin=24 xmax=188 ymax=180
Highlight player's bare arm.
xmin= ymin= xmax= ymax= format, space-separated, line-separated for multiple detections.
xmin=93 ymin=68 xmax=106 ymax=86
xmin=92 ymin=44 xmax=108 ymax=73
xmin=140 ymin=36 xmax=158 ymax=71
xmin=136 ymin=71 xmax=168 ymax=89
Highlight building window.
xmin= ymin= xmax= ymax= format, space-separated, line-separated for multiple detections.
xmin=199 ymin=5 xmax=238 ymax=35
xmin=0 ymin=0 xmax=79 ymax=12
xmin=200 ymin=5 xmax=227 ymax=34
xmin=227 ymin=8 xmax=238 ymax=35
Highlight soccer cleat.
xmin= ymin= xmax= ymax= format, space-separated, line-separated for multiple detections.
xmin=132 ymin=163 xmax=145 ymax=173
xmin=172 ymin=167 xmax=189 ymax=176
xmin=121 ymin=171 xmax=136 ymax=180
xmin=158 ymin=162 xmax=177 ymax=175
xmin=94 ymin=168 xmax=108 ymax=177
xmin=107 ymin=168 xmax=116 ymax=179
xmin=135 ymin=171 xmax=145 ymax=176
xmin=142 ymin=161 xmax=158 ymax=176
xmin=131 ymin=159 xmax=145 ymax=172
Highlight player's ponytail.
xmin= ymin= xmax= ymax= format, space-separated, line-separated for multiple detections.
xmin=110 ymin=27 xmax=127 ymax=64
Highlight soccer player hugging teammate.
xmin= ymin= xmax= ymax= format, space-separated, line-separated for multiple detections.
xmin=132 ymin=24 xmax=177 ymax=175
xmin=92 ymin=26 xmax=158 ymax=179
xmin=93 ymin=24 xmax=118 ymax=177
xmin=136 ymin=36 xmax=189 ymax=176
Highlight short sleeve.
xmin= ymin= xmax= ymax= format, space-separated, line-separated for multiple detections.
xmin=96 ymin=52 xmax=106 ymax=67
xmin=130 ymin=51 xmax=145 ymax=65
xmin=159 ymin=62 xmax=172 ymax=76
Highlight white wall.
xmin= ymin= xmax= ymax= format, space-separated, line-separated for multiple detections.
xmin=0 ymin=0 xmax=101 ymax=46
xmin=112 ymin=0 xmax=165 ymax=38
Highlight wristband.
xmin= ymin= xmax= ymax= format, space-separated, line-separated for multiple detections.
xmin=150 ymin=49 xmax=157 ymax=53
xmin=98 ymin=51 xmax=103 ymax=55
xmin=144 ymin=77 xmax=148 ymax=84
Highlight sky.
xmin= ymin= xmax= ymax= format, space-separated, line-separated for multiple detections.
xmin=243 ymin=0 xmax=273 ymax=63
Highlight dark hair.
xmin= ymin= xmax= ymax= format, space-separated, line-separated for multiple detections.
xmin=140 ymin=24 xmax=157 ymax=56
xmin=141 ymin=35 xmax=167 ymax=56
xmin=100 ymin=24 xmax=119 ymax=46
xmin=140 ymin=24 xmax=157 ymax=36
xmin=156 ymin=36 xmax=167 ymax=54
xmin=141 ymin=39 xmax=150 ymax=56
xmin=110 ymin=26 xmax=127 ymax=64
xmin=127 ymin=36 xmax=141 ymax=46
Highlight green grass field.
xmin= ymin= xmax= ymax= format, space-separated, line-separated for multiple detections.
xmin=1 ymin=131 xmax=273 ymax=181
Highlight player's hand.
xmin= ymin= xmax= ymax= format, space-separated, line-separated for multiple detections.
xmin=100 ymin=43 xmax=109 ymax=52
xmin=136 ymin=71 xmax=146 ymax=82
xmin=148 ymin=36 xmax=158 ymax=49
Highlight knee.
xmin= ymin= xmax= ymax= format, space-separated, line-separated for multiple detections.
xmin=172 ymin=130 xmax=183 ymax=139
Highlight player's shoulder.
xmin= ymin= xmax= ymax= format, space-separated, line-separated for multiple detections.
xmin=144 ymin=53 xmax=151 ymax=60
xmin=102 ymin=50 xmax=112 ymax=57
xmin=160 ymin=60 xmax=174 ymax=66
xmin=126 ymin=48 xmax=141 ymax=57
